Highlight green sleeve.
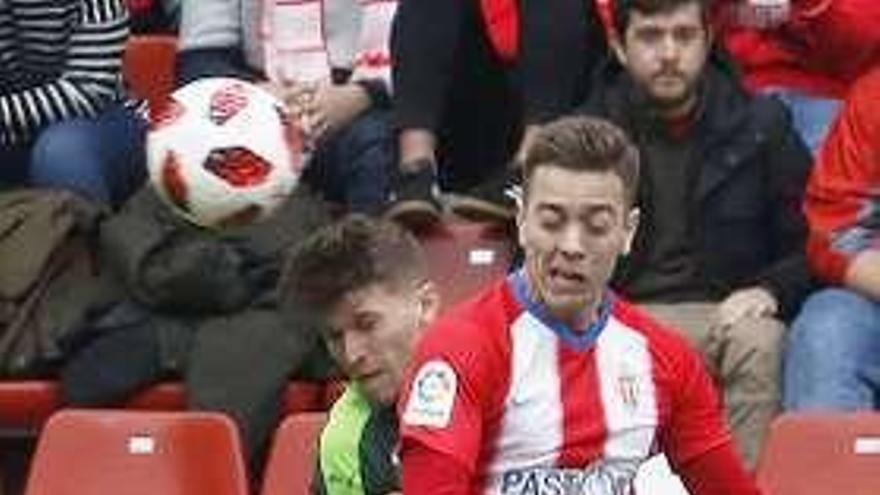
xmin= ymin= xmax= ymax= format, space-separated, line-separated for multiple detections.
xmin=315 ymin=384 xmax=371 ymax=495
xmin=314 ymin=383 xmax=401 ymax=495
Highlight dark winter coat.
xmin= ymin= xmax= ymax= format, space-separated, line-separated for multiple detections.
xmin=579 ymin=62 xmax=813 ymax=318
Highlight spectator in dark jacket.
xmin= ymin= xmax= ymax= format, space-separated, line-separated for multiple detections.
xmin=578 ymin=0 xmax=813 ymax=466
xmin=0 ymin=0 xmax=145 ymax=206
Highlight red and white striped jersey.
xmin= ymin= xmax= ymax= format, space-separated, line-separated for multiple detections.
xmin=400 ymin=272 xmax=731 ymax=494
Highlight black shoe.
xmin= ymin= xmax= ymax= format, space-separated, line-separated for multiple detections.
xmin=449 ymin=166 xmax=521 ymax=223
xmin=384 ymin=161 xmax=442 ymax=230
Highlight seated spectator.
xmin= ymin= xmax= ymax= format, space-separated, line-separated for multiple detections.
xmin=388 ymin=0 xmax=608 ymax=226
xmin=0 ymin=0 xmax=145 ymax=206
xmin=578 ymin=0 xmax=813 ymax=466
xmin=714 ymin=0 xmax=880 ymax=154
xmin=280 ymin=214 xmax=441 ymax=494
xmin=176 ymin=0 xmax=395 ymax=214
xmin=784 ymin=68 xmax=880 ymax=411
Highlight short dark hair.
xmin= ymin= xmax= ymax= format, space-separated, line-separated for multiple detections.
xmin=523 ymin=116 xmax=640 ymax=207
xmin=613 ymin=0 xmax=711 ymax=39
xmin=279 ymin=214 xmax=427 ymax=314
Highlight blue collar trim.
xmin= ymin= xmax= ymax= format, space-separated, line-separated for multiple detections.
xmin=508 ymin=269 xmax=612 ymax=351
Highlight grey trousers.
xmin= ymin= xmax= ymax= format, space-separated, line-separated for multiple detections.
xmin=639 ymin=302 xmax=785 ymax=468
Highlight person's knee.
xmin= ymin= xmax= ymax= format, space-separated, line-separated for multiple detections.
xmin=337 ymin=109 xmax=393 ymax=152
xmin=720 ymin=315 xmax=785 ymax=390
xmin=29 ymin=120 xmax=108 ymax=199
xmin=31 ymin=120 xmax=97 ymax=179
xmin=326 ymin=109 xmax=394 ymax=212
xmin=727 ymin=315 xmax=786 ymax=356
xmin=787 ymin=289 xmax=875 ymax=363
xmin=784 ymin=289 xmax=876 ymax=410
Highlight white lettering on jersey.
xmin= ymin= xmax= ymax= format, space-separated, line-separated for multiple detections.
xmin=403 ymin=360 xmax=457 ymax=428
xmin=498 ymin=465 xmax=633 ymax=495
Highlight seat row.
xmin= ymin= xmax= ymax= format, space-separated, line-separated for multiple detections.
xmin=22 ymin=408 xmax=880 ymax=495
xmin=0 ymin=221 xmax=513 ymax=437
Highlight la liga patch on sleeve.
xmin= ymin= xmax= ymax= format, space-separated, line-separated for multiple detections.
xmin=403 ymin=360 xmax=457 ymax=428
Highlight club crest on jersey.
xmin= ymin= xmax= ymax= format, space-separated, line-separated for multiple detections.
xmin=403 ymin=360 xmax=457 ymax=428
xmin=617 ymin=373 xmax=640 ymax=410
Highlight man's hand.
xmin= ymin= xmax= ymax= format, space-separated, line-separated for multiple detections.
xmin=299 ymin=83 xmax=371 ymax=142
xmin=716 ymin=286 xmax=779 ymax=328
xmin=845 ymin=249 xmax=880 ymax=301
xmin=257 ymin=80 xmax=313 ymax=125
xmin=256 ymin=81 xmax=371 ymax=143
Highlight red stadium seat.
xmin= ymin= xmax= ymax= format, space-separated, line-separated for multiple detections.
xmin=0 ymin=379 xmax=335 ymax=435
xmin=24 ymin=409 xmax=249 ymax=495
xmin=418 ymin=221 xmax=514 ymax=309
xmin=260 ymin=412 xmax=328 ymax=495
xmin=0 ymin=380 xmax=61 ymax=434
xmin=756 ymin=412 xmax=880 ymax=495
xmin=122 ymin=34 xmax=177 ymax=110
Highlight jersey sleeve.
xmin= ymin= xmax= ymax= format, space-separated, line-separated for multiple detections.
xmin=398 ymin=316 xmax=499 ymax=477
xmin=315 ymin=386 xmax=367 ymax=495
xmin=316 ymin=384 xmax=401 ymax=495
xmin=676 ymin=442 xmax=762 ymax=495
xmin=660 ymin=340 xmax=733 ymax=469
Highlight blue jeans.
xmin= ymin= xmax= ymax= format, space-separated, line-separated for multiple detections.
xmin=302 ymin=108 xmax=393 ymax=214
xmin=0 ymin=104 xmax=146 ymax=206
xmin=784 ymin=288 xmax=880 ymax=411
xmin=763 ymin=88 xmax=842 ymax=157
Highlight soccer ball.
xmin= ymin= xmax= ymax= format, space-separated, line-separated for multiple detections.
xmin=146 ymin=77 xmax=305 ymax=228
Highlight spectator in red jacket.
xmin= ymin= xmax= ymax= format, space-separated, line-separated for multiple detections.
xmin=714 ymin=0 xmax=880 ymax=153
xmin=784 ymin=68 xmax=880 ymax=411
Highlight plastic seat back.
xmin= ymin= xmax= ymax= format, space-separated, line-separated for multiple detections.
xmin=418 ymin=221 xmax=514 ymax=309
xmin=261 ymin=412 xmax=328 ymax=495
xmin=25 ymin=409 xmax=249 ymax=495
xmin=756 ymin=412 xmax=880 ymax=495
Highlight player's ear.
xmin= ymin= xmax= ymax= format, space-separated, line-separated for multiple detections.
xmin=416 ymin=280 xmax=441 ymax=327
xmin=622 ymin=207 xmax=640 ymax=255
xmin=611 ymin=36 xmax=628 ymax=68
xmin=516 ymin=190 xmax=528 ymax=248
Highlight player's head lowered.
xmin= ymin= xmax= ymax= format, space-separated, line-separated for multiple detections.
xmin=280 ymin=214 xmax=440 ymax=405
xmin=518 ymin=116 xmax=641 ymax=327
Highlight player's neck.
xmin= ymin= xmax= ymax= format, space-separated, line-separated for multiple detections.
xmin=519 ymin=268 xmax=603 ymax=333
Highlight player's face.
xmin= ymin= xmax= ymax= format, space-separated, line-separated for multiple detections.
xmin=518 ymin=166 xmax=638 ymax=327
xmin=325 ymin=281 xmax=439 ymax=405
xmin=613 ymin=2 xmax=710 ymax=114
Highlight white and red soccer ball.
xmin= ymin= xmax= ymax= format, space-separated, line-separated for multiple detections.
xmin=146 ymin=77 xmax=305 ymax=228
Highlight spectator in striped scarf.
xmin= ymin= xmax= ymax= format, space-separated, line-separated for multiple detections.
xmin=0 ymin=0 xmax=145 ymax=206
